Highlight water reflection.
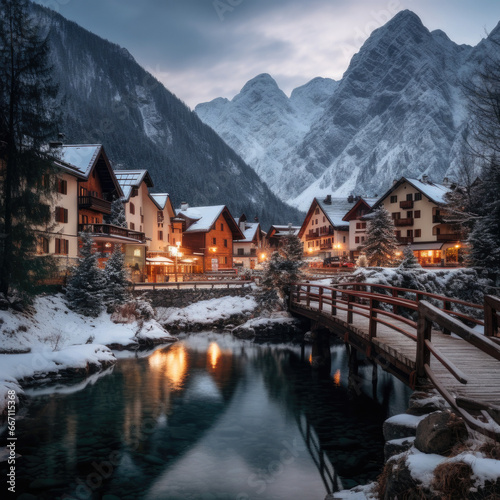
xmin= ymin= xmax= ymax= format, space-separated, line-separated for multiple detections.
xmin=2 ymin=333 xmax=411 ymax=499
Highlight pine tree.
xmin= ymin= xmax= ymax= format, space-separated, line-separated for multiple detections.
xmin=103 ymin=244 xmax=130 ymax=307
xmin=398 ymin=245 xmax=421 ymax=269
xmin=356 ymin=254 xmax=368 ymax=268
xmin=106 ymin=199 xmax=127 ymax=228
xmin=0 ymin=0 xmax=60 ymax=297
xmin=362 ymin=208 xmax=399 ymax=267
xmin=65 ymin=232 xmax=105 ymax=317
xmin=261 ymin=231 xmax=304 ymax=303
xmin=467 ymin=157 xmax=500 ymax=273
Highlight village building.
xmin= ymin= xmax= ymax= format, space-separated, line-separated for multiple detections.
xmin=265 ymin=224 xmax=301 ymax=252
xmin=372 ymin=176 xmax=463 ymax=265
xmin=341 ymin=196 xmax=378 ymax=261
xmin=233 ymin=214 xmax=266 ymax=269
xmin=298 ymin=195 xmax=355 ymax=264
xmin=48 ymin=144 xmax=148 ymax=274
xmin=176 ymin=203 xmax=244 ymax=272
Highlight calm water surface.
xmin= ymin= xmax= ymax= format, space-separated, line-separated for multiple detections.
xmin=2 ymin=333 xmax=411 ymax=499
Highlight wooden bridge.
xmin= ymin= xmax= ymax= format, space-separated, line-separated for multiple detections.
xmin=289 ymin=282 xmax=500 ymax=441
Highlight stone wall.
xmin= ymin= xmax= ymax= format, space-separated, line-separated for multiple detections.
xmin=134 ymin=287 xmax=251 ymax=309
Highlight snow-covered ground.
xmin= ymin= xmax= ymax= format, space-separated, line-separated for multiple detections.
xmin=0 ymin=294 xmax=176 ymax=419
xmin=155 ymin=295 xmax=258 ymax=329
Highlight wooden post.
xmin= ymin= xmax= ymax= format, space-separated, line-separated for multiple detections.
xmin=306 ymin=285 xmax=311 ymax=307
xmin=416 ymin=301 xmax=432 ymax=378
xmin=296 ymin=284 xmax=301 ymax=304
xmin=484 ymin=295 xmax=500 ymax=338
xmin=369 ymin=298 xmax=378 ymax=339
xmin=318 ymin=287 xmax=323 ymax=312
xmin=331 ymin=289 xmax=337 ymax=316
xmin=347 ymin=293 xmax=353 ymax=323
xmin=392 ymin=288 xmax=399 ymax=315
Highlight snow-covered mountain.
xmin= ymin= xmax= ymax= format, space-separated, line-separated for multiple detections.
xmin=30 ymin=3 xmax=302 ymax=228
xmin=195 ymin=10 xmax=500 ymax=211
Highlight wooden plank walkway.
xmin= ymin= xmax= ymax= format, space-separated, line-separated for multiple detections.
xmin=290 ymin=284 xmax=500 ymax=439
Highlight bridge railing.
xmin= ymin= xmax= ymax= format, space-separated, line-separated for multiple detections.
xmin=485 ymin=295 xmax=500 ymax=342
xmin=416 ymin=300 xmax=500 ymax=441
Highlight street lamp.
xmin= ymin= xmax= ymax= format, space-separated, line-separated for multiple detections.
xmin=171 ymin=242 xmax=182 ymax=282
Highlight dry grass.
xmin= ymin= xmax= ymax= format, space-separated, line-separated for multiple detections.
xmin=432 ymin=461 xmax=473 ymax=500
xmin=479 ymin=441 xmax=500 ymax=460
xmin=111 ymin=302 xmax=139 ymax=323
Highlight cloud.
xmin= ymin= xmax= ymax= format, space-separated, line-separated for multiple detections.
xmin=35 ymin=0 xmax=500 ymax=107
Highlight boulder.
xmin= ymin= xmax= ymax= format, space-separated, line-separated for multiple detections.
xmin=383 ymin=414 xmax=425 ymax=441
xmin=414 ymin=411 xmax=468 ymax=455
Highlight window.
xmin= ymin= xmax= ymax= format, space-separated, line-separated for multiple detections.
xmin=55 ymin=238 xmax=69 ymax=255
xmin=361 ymin=237 xmax=365 ymax=243
xmin=220 ymin=223 xmax=224 ymax=231
xmin=390 ymin=195 xmax=398 ymax=203
xmin=237 ymin=248 xmax=244 ymax=255
xmin=356 ymin=222 xmax=361 ymax=229
xmin=57 ymin=179 xmax=67 ymax=195
xmin=224 ymin=239 xmax=228 ymax=248
xmin=130 ymin=203 xmax=135 ymax=215
xmin=315 ymin=207 xmax=320 ymax=215
xmin=37 ymin=236 xmax=49 ymax=254
xmin=212 ymin=237 xmax=217 ymax=245
xmin=395 ymin=231 xmax=401 ymax=238
xmin=414 ymin=210 xmax=421 ymax=218
xmin=361 ymin=222 xmax=366 ymax=229
xmin=315 ymin=219 xmax=318 ymax=225
xmin=158 ymin=231 xmax=163 ymax=241
xmin=407 ymin=230 xmax=413 ymax=238
xmin=407 ymin=211 xmax=413 ymax=218
xmin=130 ymin=222 xmax=135 ymax=230
xmin=355 ymin=236 xmax=360 ymax=244
xmin=55 ymin=207 xmax=68 ymax=223
xmin=157 ymin=211 xmax=164 ymax=223
xmin=415 ymin=229 xmax=421 ymax=237
xmin=414 ymin=192 xmax=422 ymax=201
xmin=406 ymin=193 xmax=413 ymax=201
xmin=392 ymin=212 xmax=400 ymax=220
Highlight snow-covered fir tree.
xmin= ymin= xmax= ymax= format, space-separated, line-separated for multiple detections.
xmin=468 ymin=157 xmax=500 ymax=276
xmin=106 ymin=198 xmax=127 ymax=228
xmin=362 ymin=208 xmax=399 ymax=267
xmin=356 ymin=254 xmax=368 ymax=268
xmin=103 ymin=244 xmax=130 ymax=307
xmin=65 ymin=231 xmax=105 ymax=317
xmin=261 ymin=231 xmax=304 ymax=303
xmin=398 ymin=245 xmax=421 ymax=269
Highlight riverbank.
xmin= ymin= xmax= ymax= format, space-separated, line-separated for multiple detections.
xmin=0 ymin=294 xmax=176 ymax=423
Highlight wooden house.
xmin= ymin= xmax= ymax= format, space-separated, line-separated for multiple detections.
xmin=233 ymin=214 xmax=266 ymax=269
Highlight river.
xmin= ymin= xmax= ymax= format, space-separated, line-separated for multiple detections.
xmin=1 ymin=332 xmax=411 ymax=499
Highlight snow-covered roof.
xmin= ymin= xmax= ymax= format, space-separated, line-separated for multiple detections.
xmin=269 ymin=225 xmax=301 ymax=237
xmin=405 ymin=178 xmax=451 ymax=204
xmin=149 ymin=193 xmax=170 ymax=210
xmin=317 ymin=197 xmax=356 ymax=227
xmin=177 ymin=205 xmax=226 ymax=233
xmin=240 ymin=222 xmax=260 ymax=243
xmin=53 ymin=145 xmax=101 ymax=177
xmin=114 ymin=170 xmax=153 ymax=201
xmin=374 ymin=177 xmax=452 ymax=207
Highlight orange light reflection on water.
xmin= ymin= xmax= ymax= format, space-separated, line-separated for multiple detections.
xmin=148 ymin=344 xmax=188 ymax=390
xmin=333 ymin=369 xmax=341 ymax=386
xmin=207 ymin=342 xmax=221 ymax=370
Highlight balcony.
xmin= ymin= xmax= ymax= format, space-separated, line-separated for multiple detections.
xmin=400 ymin=200 xmax=414 ymax=209
xmin=436 ymin=233 xmax=462 ymax=242
xmin=433 ymin=215 xmax=444 ymax=223
xmin=78 ymin=224 xmax=146 ymax=242
xmin=78 ymin=195 xmax=112 ymax=214
xmin=320 ymin=242 xmax=333 ymax=250
xmin=397 ymin=236 xmax=414 ymax=245
xmin=394 ymin=218 xmax=414 ymax=227
xmin=306 ymin=230 xmax=319 ymax=240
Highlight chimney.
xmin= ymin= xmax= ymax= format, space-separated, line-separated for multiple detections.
xmin=324 ymin=194 xmax=332 ymax=204
xmin=240 ymin=220 xmax=246 ymax=232
xmin=254 ymin=215 xmax=259 ymax=222
xmin=180 ymin=201 xmax=189 ymax=211
xmin=347 ymin=194 xmax=354 ymax=203
xmin=442 ymin=177 xmax=451 ymax=187
xmin=392 ymin=179 xmax=398 ymax=185
xmin=49 ymin=141 xmax=63 ymax=148
xmin=422 ymin=175 xmax=429 ymax=183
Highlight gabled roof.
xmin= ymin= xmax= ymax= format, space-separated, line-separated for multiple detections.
xmin=149 ymin=193 xmax=170 ymax=210
xmin=342 ymin=197 xmax=378 ymax=221
xmin=240 ymin=222 xmax=260 ymax=243
xmin=177 ymin=205 xmax=244 ymax=239
xmin=114 ymin=170 xmax=154 ymax=201
xmin=298 ymin=197 xmax=355 ymax=238
xmin=267 ymin=225 xmax=301 ymax=238
xmin=373 ymin=177 xmax=452 ymax=208
xmin=53 ymin=145 xmax=102 ymax=177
